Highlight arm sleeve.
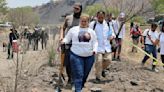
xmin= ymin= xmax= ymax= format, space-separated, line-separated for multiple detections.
xmin=142 ymin=29 xmax=149 ymax=36
xmin=62 ymin=28 xmax=72 ymax=44
xmin=111 ymin=24 xmax=116 ymax=37
xmin=122 ymin=24 xmax=126 ymax=38
xmin=63 ymin=17 xmax=68 ymax=30
xmin=9 ymin=33 xmax=12 ymax=44
xmin=92 ymin=31 xmax=98 ymax=53
xmin=60 ymin=17 xmax=68 ymax=38
xmin=89 ymin=21 xmax=94 ymax=29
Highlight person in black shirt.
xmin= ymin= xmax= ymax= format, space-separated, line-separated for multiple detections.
xmin=7 ymin=28 xmax=19 ymax=59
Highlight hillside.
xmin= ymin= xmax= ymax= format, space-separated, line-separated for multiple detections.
xmin=33 ymin=0 xmax=101 ymax=24
xmin=34 ymin=0 xmax=155 ymax=25
xmin=0 ymin=31 xmax=164 ymax=92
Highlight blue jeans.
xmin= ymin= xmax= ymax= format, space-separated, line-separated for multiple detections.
xmin=142 ymin=44 xmax=157 ymax=69
xmin=70 ymin=51 xmax=95 ymax=92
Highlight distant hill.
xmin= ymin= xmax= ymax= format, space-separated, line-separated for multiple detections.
xmin=33 ymin=0 xmax=100 ymax=25
xmin=34 ymin=0 xmax=154 ymax=25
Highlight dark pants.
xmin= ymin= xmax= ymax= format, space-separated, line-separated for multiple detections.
xmin=142 ymin=45 xmax=157 ymax=69
xmin=113 ymin=38 xmax=122 ymax=58
xmin=64 ymin=48 xmax=72 ymax=83
xmin=33 ymin=38 xmax=39 ymax=51
xmin=41 ymin=39 xmax=47 ymax=50
xmin=70 ymin=51 xmax=95 ymax=92
xmin=132 ymin=37 xmax=139 ymax=52
xmin=7 ymin=43 xmax=13 ymax=59
xmin=161 ymin=55 xmax=164 ymax=67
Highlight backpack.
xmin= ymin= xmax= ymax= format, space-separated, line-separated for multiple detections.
xmin=93 ymin=21 xmax=110 ymax=30
xmin=93 ymin=21 xmax=113 ymax=37
xmin=131 ymin=27 xmax=141 ymax=38
xmin=92 ymin=21 xmax=118 ymax=52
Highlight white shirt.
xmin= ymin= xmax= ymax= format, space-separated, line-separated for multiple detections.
xmin=108 ymin=20 xmax=115 ymax=33
xmin=63 ymin=26 xmax=98 ymax=57
xmin=159 ymin=32 xmax=164 ymax=55
xmin=142 ymin=29 xmax=159 ymax=45
xmin=112 ymin=20 xmax=126 ymax=38
xmin=89 ymin=20 xmax=115 ymax=53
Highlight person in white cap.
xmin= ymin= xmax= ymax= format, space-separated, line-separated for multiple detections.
xmin=112 ymin=12 xmax=126 ymax=61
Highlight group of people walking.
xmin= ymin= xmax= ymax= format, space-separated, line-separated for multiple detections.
xmin=141 ymin=22 xmax=164 ymax=72
xmin=59 ymin=2 xmax=164 ymax=92
xmin=59 ymin=3 xmax=127 ymax=92
xmin=7 ymin=26 xmax=49 ymax=59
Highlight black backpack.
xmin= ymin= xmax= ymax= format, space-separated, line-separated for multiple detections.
xmin=93 ymin=21 xmax=110 ymax=30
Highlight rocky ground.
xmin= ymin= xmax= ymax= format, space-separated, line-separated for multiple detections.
xmin=0 ymin=0 xmax=162 ymax=91
xmin=0 ymin=30 xmax=164 ymax=92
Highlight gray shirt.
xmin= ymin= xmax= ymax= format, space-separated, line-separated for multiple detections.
xmin=63 ymin=14 xmax=80 ymax=36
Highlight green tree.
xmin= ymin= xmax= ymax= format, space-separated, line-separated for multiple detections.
xmin=7 ymin=6 xmax=39 ymax=27
xmin=84 ymin=4 xmax=102 ymax=16
xmin=150 ymin=0 xmax=164 ymax=14
xmin=131 ymin=16 xmax=146 ymax=25
xmin=0 ymin=0 xmax=8 ymax=22
xmin=0 ymin=0 xmax=7 ymax=14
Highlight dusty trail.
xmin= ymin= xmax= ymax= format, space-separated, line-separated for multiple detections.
xmin=0 ymin=31 xmax=164 ymax=92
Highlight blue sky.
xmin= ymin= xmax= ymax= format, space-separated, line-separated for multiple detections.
xmin=6 ymin=0 xmax=51 ymax=8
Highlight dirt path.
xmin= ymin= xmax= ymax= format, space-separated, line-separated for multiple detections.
xmin=10 ymin=56 xmax=164 ymax=92
xmin=0 ymin=31 xmax=164 ymax=92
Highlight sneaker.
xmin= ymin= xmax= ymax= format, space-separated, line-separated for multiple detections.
xmin=7 ymin=56 xmax=10 ymax=59
xmin=65 ymin=83 xmax=72 ymax=89
xmin=117 ymin=56 xmax=121 ymax=61
xmin=112 ymin=58 xmax=116 ymax=61
xmin=102 ymin=70 xmax=106 ymax=78
xmin=67 ymin=78 xmax=71 ymax=84
xmin=71 ymin=85 xmax=75 ymax=92
xmin=94 ymin=77 xmax=101 ymax=83
xmin=55 ymin=86 xmax=62 ymax=92
xmin=152 ymin=68 xmax=159 ymax=72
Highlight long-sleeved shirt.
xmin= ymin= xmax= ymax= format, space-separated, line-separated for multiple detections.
xmin=159 ymin=32 xmax=164 ymax=55
xmin=112 ymin=20 xmax=126 ymax=39
xmin=89 ymin=20 xmax=115 ymax=53
xmin=63 ymin=26 xmax=98 ymax=57
xmin=9 ymin=32 xmax=19 ymax=45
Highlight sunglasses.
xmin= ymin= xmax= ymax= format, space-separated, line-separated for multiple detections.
xmin=74 ymin=7 xmax=80 ymax=10
xmin=81 ymin=20 xmax=87 ymax=23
